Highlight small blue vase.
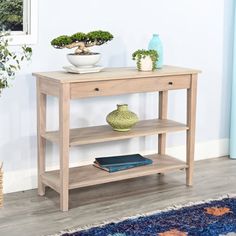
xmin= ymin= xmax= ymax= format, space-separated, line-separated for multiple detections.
xmin=148 ymin=34 xmax=163 ymax=69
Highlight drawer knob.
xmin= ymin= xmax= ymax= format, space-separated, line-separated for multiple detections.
xmin=94 ymin=88 xmax=100 ymax=91
xmin=168 ymin=82 xmax=173 ymax=85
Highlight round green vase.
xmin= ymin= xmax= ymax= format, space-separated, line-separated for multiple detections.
xmin=106 ymin=104 xmax=139 ymax=132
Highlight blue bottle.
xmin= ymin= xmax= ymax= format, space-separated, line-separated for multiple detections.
xmin=148 ymin=34 xmax=163 ymax=69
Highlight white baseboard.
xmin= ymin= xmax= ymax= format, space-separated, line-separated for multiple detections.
xmin=143 ymin=138 xmax=229 ymax=162
xmin=3 ymin=138 xmax=229 ymax=194
xmin=168 ymin=138 xmax=229 ymax=161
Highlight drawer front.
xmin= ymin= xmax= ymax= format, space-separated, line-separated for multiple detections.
xmin=70 ymin=75 xmax=191 ymax=99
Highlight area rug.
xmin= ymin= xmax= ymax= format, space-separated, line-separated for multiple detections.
xmin=52 ymin=195 xmax=236 ymax=236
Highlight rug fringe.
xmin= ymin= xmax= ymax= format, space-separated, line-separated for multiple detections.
xmin=47 ymin=194 xmax=236 ymax=236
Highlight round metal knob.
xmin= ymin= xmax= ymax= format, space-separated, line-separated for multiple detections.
xmin=94 ymin=88 xmax=100 ymax=91
xmin=168 ymin=82 xmax=173 ymax=85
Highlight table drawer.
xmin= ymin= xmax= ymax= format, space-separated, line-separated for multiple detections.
xmin=70 ymin=75 xmax=191 ymax=99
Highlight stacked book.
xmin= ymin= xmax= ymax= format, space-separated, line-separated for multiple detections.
xmin=0 ymin=161 xmax=3 ymax=207
xmin=93 ymin=154 xmax=152 ymax=173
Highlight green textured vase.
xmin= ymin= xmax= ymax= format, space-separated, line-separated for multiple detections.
xmin=106 ymin=104 xmax=139 ymax=132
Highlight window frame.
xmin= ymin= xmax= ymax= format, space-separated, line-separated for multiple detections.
xmin=6 ymin=0 xmax=38 ymax=45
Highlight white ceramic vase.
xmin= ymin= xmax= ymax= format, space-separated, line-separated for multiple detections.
xmin=138 ymin=56 xmax=153 ymax=71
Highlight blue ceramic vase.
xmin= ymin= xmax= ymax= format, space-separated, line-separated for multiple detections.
xmin=148 ymin=34 xmax=163 ymax=69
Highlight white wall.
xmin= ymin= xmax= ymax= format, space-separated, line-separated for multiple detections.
xmin=0 ymin=0 xmax=234 ymax=193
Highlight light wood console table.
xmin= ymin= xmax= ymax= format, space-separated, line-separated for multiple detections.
xmin=33 ymin=66 xmax=200 ymax=211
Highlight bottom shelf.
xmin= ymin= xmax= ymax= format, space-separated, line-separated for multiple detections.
xmin=41 ymin=154 xmax=188 ymax=192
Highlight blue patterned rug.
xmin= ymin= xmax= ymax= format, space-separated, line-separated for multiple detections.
xmin=54 ymin=196 xmax=236 ymax=236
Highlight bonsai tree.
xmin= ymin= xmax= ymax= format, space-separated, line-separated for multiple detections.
xmin=51 ymin=30 xmax=113 ymax=54
xmin=132 ymin=49 xmax=158 ymax=71
xmin=0 ymin=32 xmax=32 ymax=95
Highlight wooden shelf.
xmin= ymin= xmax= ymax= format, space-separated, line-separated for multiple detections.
xmin=35 ymin=66 xmax=199 ymax=211
xmin=33 ymin=66 xmax=201 ymax=84
xmin=41 ymin=154 xmax=187 ymax=192
xmin=42 ymin=119 xmax=188 ymax=146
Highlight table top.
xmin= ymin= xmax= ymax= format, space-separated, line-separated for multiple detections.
xmin=33 ymin=65 xmax=201 ymax=84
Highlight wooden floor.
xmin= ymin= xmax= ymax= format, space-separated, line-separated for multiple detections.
xmin=0 ymin=156 xmax=235 ymax=236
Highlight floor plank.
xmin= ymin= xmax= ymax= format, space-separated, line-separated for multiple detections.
xmin=0 ymin=156 xmax=235 ymax=236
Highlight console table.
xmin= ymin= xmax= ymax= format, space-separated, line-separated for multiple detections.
xmin=33 ymin=66 xmax=200 ymax=211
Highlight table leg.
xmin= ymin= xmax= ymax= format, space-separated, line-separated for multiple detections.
xmin=186 ymin=74 xmax=197 ymax=186
xmin=158 ymin=91 xmax=168 ymax=154
xmin=59 ymin=83 xmax=70 ymax=211
xmin=37 ymin=79 xmax=46 ymax=196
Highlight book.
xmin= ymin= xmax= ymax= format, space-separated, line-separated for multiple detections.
xmin=95 ymin=154 xmax=152 ymax=167
xmin=93 ymin=154 xmax=153 ymax=173
xmin=93 ymin=161 xmax=152 ymax=173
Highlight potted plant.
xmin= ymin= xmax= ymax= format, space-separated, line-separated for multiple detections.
xmin=132 ymin=49 xmax=158 ymax=71
xmin=0 ymin=32 xmax=32 ymax=95
xmin=51 ymin=30 xmax=113 ymax=68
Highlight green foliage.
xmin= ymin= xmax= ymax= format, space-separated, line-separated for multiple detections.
xmin=86 ymin=30 xmax=113 ymax=44
xmin=51 ymin=35 xmax=73 ymax=48
xmin=132 ymin=49 xmax=158 ymax=71
xmin=71 ymin=32 xmax=87 ymax=42
xmin=0 ymin=0 xmax=23 ymax=31
xmin=0 ymin=32 xmax=32 ymax=95
xmin=51 ymin=30 xmax=113 ymax=49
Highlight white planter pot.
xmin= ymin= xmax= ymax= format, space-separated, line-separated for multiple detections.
xmin=138 ymin=56 xmax=153 ymax=71
xmin=67 ymin=53 xmax=101 ymax=68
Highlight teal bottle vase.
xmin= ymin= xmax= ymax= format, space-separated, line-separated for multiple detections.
xmin=106 ymin=104 xmax=139 ymax=132
xmin=148 ymin=34 xmax=163 ymax=69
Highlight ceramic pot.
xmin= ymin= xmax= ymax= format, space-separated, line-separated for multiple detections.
xmin=138 ymin=56 xmax=153 ymax=71
xmin=148 ymin=34 xmax=163 ymax=69
xmin=106 ymin=104 xmax=139 ymax=132
xmin=67 ymin=53 xmax=101 ymax=68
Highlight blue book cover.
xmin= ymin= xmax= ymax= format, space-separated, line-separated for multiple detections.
xmin=95 ymin=154 xmax=152 ymax=167
xmin=94 ymin=158 xmax=152 ymax=173
xmin=93 ymin=160 xmax=152 ymax=173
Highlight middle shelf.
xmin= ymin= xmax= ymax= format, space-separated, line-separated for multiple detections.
xmin=42 ymin=119 xmax=188 ymax=146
